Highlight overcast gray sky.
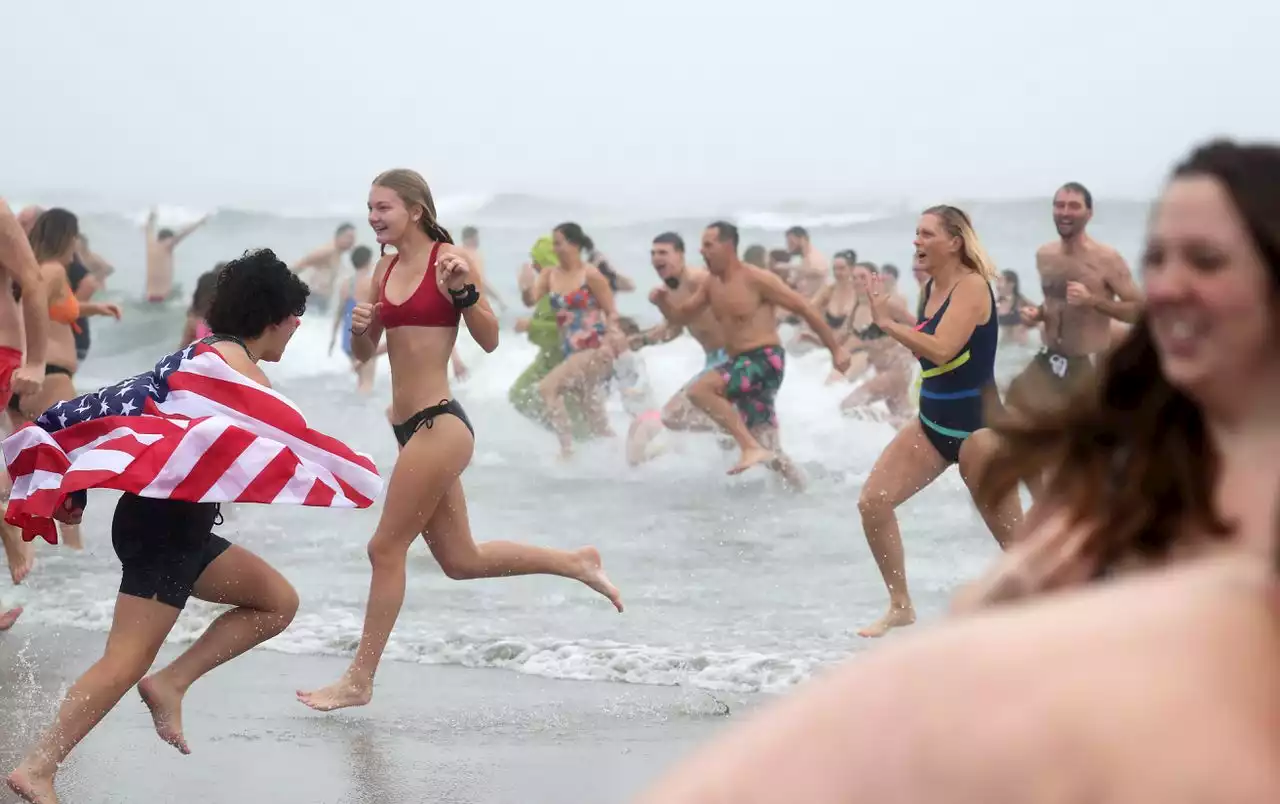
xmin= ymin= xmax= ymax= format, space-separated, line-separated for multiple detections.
xmin=5 ymin=0 xmax=1276 ymax=212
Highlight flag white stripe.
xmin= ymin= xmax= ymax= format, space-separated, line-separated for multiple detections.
xmin=139 ymin=417 xmax=233 ymax=498
xmin=200 ymin=437 xmax=283 ymax=502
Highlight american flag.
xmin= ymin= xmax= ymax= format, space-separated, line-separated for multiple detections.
xmin=3 ymin=341 xmax=383 ymax=544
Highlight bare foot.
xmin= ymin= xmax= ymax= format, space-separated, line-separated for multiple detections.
xmin=770 ymin=455 xmax=807 ymax=492
xmin=138 ymin=675 xmax=191 ymax=755
xmin=857 ymin=606 xmax=916 ymax=638
xmin=296 ymin=676 xmax=373 ymax=712
xmin=7 ymin=765 xmax=58 ymax=804
xmin=727 ymin=446 xmax=775 ymax=476
xmin=5 ymin=542 xmax=33 ymax=585
xmin=573 ymin=547 xmax=624 ymax=612
xmin=0 ymin=607 xmax=21 ymax=631
xmin=3 ymin=525 xmax=34 ymax=584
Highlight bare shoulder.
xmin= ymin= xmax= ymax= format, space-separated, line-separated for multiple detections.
xmin=213 ymin=342 xmax=272 ymax=387
xmin=1035 ymin=241 xmax=1061 ymax=261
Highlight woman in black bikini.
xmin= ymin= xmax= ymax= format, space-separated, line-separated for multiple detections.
xmin=796 ymin=250 xmax=859 ymax=354
xmin=995 ymin=269 xmax=1033 ymax=345
xmin=840 ymin=263 xmax=917 ymax=422
xmin=297 ymin=170 xmax=623 ymax=714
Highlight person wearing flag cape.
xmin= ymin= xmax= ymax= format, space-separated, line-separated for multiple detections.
xmin=5 ymin=249 xmax=383 ymax=804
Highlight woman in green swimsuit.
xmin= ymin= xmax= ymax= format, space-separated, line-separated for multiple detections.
xmin=509 ymin=236 xmax=590 ymax=437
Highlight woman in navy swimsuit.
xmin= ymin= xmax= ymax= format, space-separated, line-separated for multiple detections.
xmin=854 ymin=205 xmax=1024 ymax=638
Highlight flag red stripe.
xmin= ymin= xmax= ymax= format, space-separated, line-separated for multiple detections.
xmin=236 ymin=448 xmax=300 ymax=503
xmin=169 ymin=426 xmax=257 ymax=501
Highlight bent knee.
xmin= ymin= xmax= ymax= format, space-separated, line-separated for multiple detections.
xmin=366 ymin=536 xmax=409 ymax=569
xmin=857 ymin=487 xmax=894 ymax=520
xmin=272 ymin=581 xmax=301 ymax=623
xmin=435 ymin=551 xmax=482 ymax=581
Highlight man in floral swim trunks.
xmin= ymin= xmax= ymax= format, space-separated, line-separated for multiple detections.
xmin=653 ymin=221 xmax=851 ymax=486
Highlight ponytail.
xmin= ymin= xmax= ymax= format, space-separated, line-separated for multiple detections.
xmin=425 ymin=219 xmax=454 ymax=245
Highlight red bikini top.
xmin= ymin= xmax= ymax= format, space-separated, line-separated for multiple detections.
xmin=378 ymin=243 xmax=461 ymax=329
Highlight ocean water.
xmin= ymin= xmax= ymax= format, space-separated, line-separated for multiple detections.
xmin=3 ymin=196 xmax=1151 ymax=694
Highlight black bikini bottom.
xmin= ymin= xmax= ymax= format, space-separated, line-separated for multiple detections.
xmin=391 ymin=398 xmax=474 ymax=448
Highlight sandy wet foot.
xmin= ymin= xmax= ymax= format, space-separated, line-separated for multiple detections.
xmin=0 ymin=607 xmax=22 ymax=631
xmin=857 ymin=605 xmax=917 ymax=638
xmin=727 ymin=446 xmax=775 ymax=476
xmin=7 ymin=765 xmax=58 ymax=804
xmin=296 ymin=676 xmax=374 ymax=713
xmin=138 ymin=675 xmax=191 ymax=755
xmin=574 ymin=546 xmax=624 ymax=612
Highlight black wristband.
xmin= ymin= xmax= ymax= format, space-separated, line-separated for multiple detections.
xmin=448 ymin=283 xmax=480 ymax=310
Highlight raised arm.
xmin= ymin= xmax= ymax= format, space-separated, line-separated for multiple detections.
xmin=291 ymin=243 xmax=337 ymax=275
xmin=168 ymin=214 xmax=210 ymax=248
xmin=0 ymin=199 xmax=47 ymax=374
xmin=447 ymin=247 xmax=499 ymax=353
xmin=873 ymin=274 xmax=990 ymax=366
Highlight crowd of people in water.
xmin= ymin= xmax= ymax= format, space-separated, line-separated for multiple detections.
xmin=1 ymin=136 xmax=1278 ymax=802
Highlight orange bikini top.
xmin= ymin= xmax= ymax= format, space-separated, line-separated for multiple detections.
xmin=49 ymin=291 xmax=82 ymax=332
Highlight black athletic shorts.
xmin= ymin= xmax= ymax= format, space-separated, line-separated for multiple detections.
xmin=112 ymin=493 xmax=230 ymax=609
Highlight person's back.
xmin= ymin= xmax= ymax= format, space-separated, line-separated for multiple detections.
xmin=637 ymin=552 xmax=1280 ymax=803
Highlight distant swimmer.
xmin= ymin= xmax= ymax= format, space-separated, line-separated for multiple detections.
xmin=995 ymin=268 xmax=1035 ymax=346
xmin=855 ymin=206 xmax=1022 ymax=638
xmin=289 ymin=222 xmax=357 ymax=313
xmin=785 ymin=225 xmax=830 ymax=298
xmin=1008 ymin=183 xmax=1144 ymax=419
xmin=297 ymin=170 xmax=621 ymax=714
xmin=67 ymin=233 xmax=115 ymax=362
xmin=631 ymin=232 xmax=729 ymax=433
xmin=793 ymin=249 xmax=857 ymax=354
xmin=0 ymin=197 xmax=49 ymax=591
xmin=144 ymin=208 xmax=211 ymax=303
xmin=839 ymin=262 xmax=917 ymax=424
xmin=329 ymin=245 xmax=385 ymax=394
xmin=460 ymin=225 xmax=507 ymax=312
xmin=652 ymin=222 xmax=851 ymax=485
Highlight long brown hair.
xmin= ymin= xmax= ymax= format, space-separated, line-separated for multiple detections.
xmin=371 ymin=169 xmax=453 ymax=255
xmin=922 ymin=205 xmax=997 ymax=282
xmin=976 ymin=140 xmax=1280 ymax=574
xmin=28 ymin=208 xmax=79 ymax=264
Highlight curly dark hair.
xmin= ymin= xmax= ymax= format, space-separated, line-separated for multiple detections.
xmin=976 ymin=139 xmax=1280 ymax=576
xmin=206 ymin=249 xmax=309 ymax=338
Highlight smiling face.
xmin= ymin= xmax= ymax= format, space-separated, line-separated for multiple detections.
xmin=852 ymin=263 xmax=875 ymax=293
xmin=832 ymin=256 xmax=854 ymax=284
xmin=367 ymin=185 xmax=413 ymax=247
xmin=1053 ymin=188 xmax=1093 ymax=239
xmin=912 ymin=213 xmax=959 ymax=275
xmin=1142 ymin=174 xmax=1277 ymax=405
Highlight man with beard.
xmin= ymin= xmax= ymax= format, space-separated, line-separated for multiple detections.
xmin=633 ymin=232 xmax=729 ymax=432
xmin=1008 ymin=183 xmax=1143 ymax=420
xmin=784 ymin=226 xmax=830 ymax=299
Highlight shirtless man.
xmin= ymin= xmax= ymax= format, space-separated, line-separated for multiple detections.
xmin=460 ymin=225 xmax=506 ymax=312
xmin=290 ymin=222 xmax=357 ymax=313
xmin=144 ymin=209 xmax=210 ymax=302
xmin=1008 ymin=182 xmax=1143 ymax=417
xmin=784 ymin=226 xmax=830 ymax=298
xmin=653 ymin=222 xmax=851 ymax=484
xmin=633 ymin=232 xmax=728 ymax=431
xmin=0 ymin=198 xmax=49 ymax=603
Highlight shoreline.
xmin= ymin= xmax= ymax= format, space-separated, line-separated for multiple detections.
xmin=1 ymin=625 xmax=748 ymax=804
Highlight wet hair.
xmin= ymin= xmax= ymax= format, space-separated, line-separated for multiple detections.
xmin=833 ymin=249 xmax=858 ymax=266
xmin=743 ymin=244 xmax=767 ymax=268
xmin=977 ymin=140 xmax=1280 ymax=575
xmin=371 ymin=169 xmax=453 ymax=254
xmin=708 ymin=221 xmax=739 ymax=250
xmin=769 ymin=249 xmax=792 ymax=264
xmin=785 ymin=226 xmax=809 ymax=239
xmin=336 ymin=222 xmax=355 ymax=237
xmin=461 ymin=226 xmax=478 ymax=241
xmin=28 ymin=208 xmax=79 ymax=264
xmin=1057 ymin=182 xmax=1093 ymax=210
xmin=554 ymin=222 xmax=594 ymax=253
xmin=615 ymin=316 xmax=641 ymax=337
xmin=157 ymin=228 xmax=175 ymax=240
xmin=206 ymin=249 xmax=310 ymax=339
xmin=921 ymin=205 xmax=997 ymax=282
xmin=351 ymin=245 xmax=373 ymax=269
xmin=190 ymin=267 xmax=223 ymax=318
xmin=653 ymin=232 xmax=685 ymax=253
xmin=882 ymin=263 xmax=900 ymax=279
